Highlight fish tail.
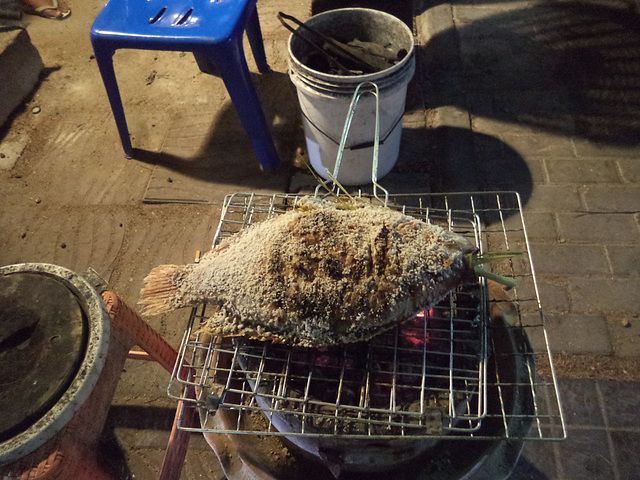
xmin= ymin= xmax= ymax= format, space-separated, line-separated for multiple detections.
xmin=138 ymin=264 xmax=189 ymax=316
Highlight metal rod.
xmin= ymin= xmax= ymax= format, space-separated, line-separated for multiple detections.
xmin=168 ymin=192 xmax=564 ymax=441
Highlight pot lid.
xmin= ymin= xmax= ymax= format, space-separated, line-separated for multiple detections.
xmin=0 ymin=272 xmax=87 ymax=442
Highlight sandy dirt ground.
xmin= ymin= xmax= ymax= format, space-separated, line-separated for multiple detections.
xmin=0 ymin=0 xmax=311 ymax=477
xmin=2 ymin=0 xmax=640 ymax=478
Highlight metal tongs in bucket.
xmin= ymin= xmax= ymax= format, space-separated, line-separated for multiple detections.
xmin=314 ymin=82 xmax=390 ymax=207
xmin=278 ymin=12 xmax=395 ymax=75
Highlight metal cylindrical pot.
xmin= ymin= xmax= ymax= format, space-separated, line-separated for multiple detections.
xmin=288 ymin=8 xmax=415 ymax=186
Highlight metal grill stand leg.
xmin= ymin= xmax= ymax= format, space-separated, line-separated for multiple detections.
xmin=101 ymin=292 xmax=198 ymax=480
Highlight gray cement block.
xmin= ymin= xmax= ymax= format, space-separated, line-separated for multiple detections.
xmin=0 ymin=129 xmax=28 ymax=170
xmin=558 ymin=212 xmax=640 ymax=244
xmin=523 ymin=313 xmax=613 ymax=355
xmin=545 ymin=158 xmax=622 ymax=184
xmin=568 ymin=277 xmax=640 ymax=315
xmin=529 ymin=243 xmax=610 ymax=275
xmin=0 ymin=28 xmax=43 ymax=127
xmin=617 ymin=158 xmax=640 ymax=183
xmin=415 ymin=2 xmax=455 ymax=44
xmin=524 ymin=185 xmax=583 ymax=211
xmin=582 ymin=185 xmax=640 ymax=212
xmin=607 ymin=245 xmax=640 ymax=276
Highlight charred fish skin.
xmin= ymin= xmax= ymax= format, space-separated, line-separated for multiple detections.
xmin=139 ymin=199 xmax=477 ymax=347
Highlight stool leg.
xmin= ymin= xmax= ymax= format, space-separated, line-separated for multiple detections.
xmin=92 ymin=44 xmax=134 ymax=158
xmin=246 ymin=5 xmax=269 ymax=73
xmin=158 ymin=383 xmax=198 ymax=480
xmin=210 ymin=39 xmax=281 ymax=172
xmin=101 ymin=291 xmax=177 ymax=374
xmin=101 ymin=292 xmax=194 ymax=480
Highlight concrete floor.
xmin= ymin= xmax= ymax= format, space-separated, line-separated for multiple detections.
xmin=2 ymin=0 xmax=640 ymax=478
xmin=0 ymin=0 xmax=309 ymax=477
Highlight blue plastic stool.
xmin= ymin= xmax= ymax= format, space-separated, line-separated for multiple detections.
xmin=90 ymin=0 xmax=281 ymax=172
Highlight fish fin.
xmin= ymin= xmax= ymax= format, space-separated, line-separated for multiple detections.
xmin=138 ymin=264 xmax=187 ymax=316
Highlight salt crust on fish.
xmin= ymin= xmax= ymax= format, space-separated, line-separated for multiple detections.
xmin=139 ymin=198 xmax=477 ymax=347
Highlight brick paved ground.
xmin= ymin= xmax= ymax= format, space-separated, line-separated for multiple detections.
xmin=417 ymin=0 xmax=640 ymax=360
xmin=1 ymin=0 xmax=640 ymax=478
xmin=416 ymin=1 xmax=640 ymax=478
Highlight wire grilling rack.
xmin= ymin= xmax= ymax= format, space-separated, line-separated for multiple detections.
xmin=168 ymin=191 xmax=566 ymax=441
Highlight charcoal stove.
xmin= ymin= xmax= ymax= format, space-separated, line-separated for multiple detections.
xmin=167 ymin=191 xmax=566 ymax=479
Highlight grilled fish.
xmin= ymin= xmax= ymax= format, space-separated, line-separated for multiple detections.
xmin=139 ymin=198 xmax=478 ymax=346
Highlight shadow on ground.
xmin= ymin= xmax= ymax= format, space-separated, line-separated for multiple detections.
xmin=133 ymin=69 xmax=303 ymax=194
xmin=422 ymin=0 xmax=640 ymax=146
xmin=398 ymin=126 xmax=531 ymax=188
xmin=393 ymin=124 xmax=532 ymax=224
xmin=510 ymin=457 xmax=552 ymax=480
xmin=97 ymin=406 xmax=178 ymax=480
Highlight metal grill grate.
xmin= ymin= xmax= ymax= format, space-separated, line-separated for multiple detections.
xmin=168 ymin=191 xmax=566 ymax=441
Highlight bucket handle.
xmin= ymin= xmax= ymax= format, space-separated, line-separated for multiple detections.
xmin=300 ymin=108 xmax=403 ymax=150
xmin=315 ymin=81 xmax=390 ymax=207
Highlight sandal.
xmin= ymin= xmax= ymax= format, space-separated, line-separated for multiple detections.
xmin=24 ymin=0 xmax=71 ymax=20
